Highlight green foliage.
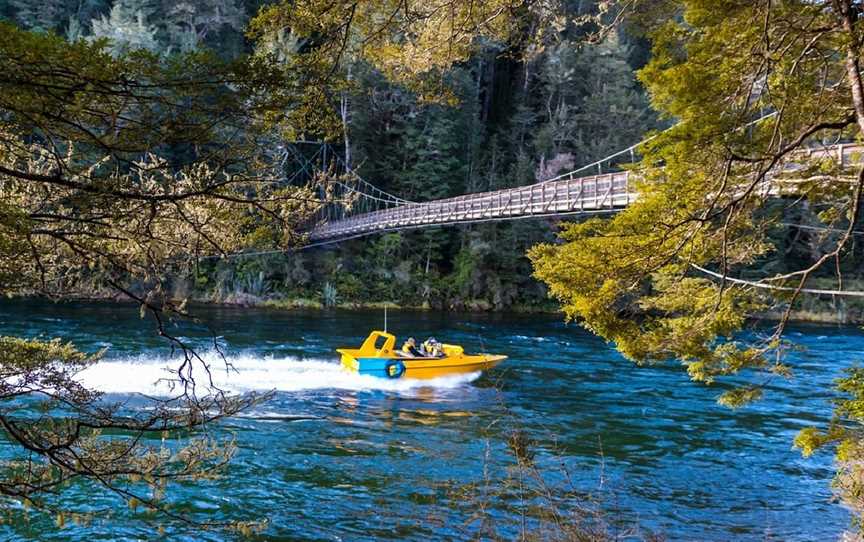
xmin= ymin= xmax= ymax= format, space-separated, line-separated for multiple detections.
xmin=90 ymin=0 xmax=161 ymax=55
xmin=450 ymin=245 xmax=479 ymax=297
xmin=232 ymin=5 xmax=658 ymax=313
xmin=531 ymin=0 xmax=863 ymax=401
xmin=321 ymin=281 xmax=338 ymax=307
xmin=8 ymin=0 xmax=71 ymax=32
xmin=0 ymin=336 xmax=259 ymax=527
xmin=795 ymin=366 xmax=864 ymax=521
xmin=529 ymin=0 xmax=864 ymax=527
xmin=90 ymin=2 xmax=160 ymax=54
xmin=0 ymin=17 xmax=318 ymax=302
xmin=249 ymin=0 xmax=530 ymax=124
xmin=0 ymin=6 xmax=307 ymax=529
xmin=0 ymin=336 xmax=97 ymax=372
xmin=716 ymin=386 xmax=763 ymax=409
xmin=2 ymin=0 xmax=250 ymax=58
xmin=535 ymin=31 xmax=655 ymax=163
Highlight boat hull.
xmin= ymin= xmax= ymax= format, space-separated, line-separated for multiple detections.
xmin=339 ymin=352 xmax=507 ymax=379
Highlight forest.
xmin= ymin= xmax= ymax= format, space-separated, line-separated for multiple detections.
xmin=4 ymin=0 xmax=860 ymax=322
xmin=0 ymin=0 xmax=661 ymax=312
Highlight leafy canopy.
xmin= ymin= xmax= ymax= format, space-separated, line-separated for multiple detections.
xmin=533 ymin=0 xmax=861 ymax=395
xmin=531 ymin=0 xmax=864 ymax=517
xmin=0 ymin=18 xmax=309 ymax=529
xmin=248 ymin=0 xmax=562 ymax=136
xmin=0 ymin=0 xmax=565 ymax=530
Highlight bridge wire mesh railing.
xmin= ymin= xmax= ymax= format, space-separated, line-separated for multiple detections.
xmin=304 ymin=144 xmax=414 ymax=233
xmin=306 ymin=111 xmax=864 ymax=242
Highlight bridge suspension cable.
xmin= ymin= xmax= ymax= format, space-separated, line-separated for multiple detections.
xmin=692 ymin=264 xmax=864 ymax=297
xmin=310 ymin=110 xmax=785 ymax=238
xmin=541 ymin=111 xmax=781 ymax=184
xmin=211 ymin=110 xmax=829 ymax=257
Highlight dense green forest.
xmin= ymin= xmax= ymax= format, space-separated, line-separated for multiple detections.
xmin=0 ymin=0 xmax=661 ymax=311
xmin=204 ymin=29 xmax=657 ymax=312
xmin=5 ymin=0 xmax=860 ymax=320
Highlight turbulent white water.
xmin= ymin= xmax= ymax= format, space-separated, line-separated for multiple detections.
xmin=76 ymin=350 xmax=480 ymax=396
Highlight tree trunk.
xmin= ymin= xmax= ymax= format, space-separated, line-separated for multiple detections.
xmin=341 ymin=64 xmax=353 ymax=170
xmin=837 ymin=1 xmax=864 ymax=134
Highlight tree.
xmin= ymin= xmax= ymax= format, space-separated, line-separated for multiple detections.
xmin=1 ymin=0 xmax=563 ymax=527
xmin=248 ymin=0 xmax=547 ymax=138
xmin=529 ymin=0 xmax=864 ymax=521
xmin=0 ymin=20 xmax=312 ymax=527
xmin=534 ymin=31 xmax=656 ymax=169
xmin=89 ymin=1 xmax=160 ymax=54
xmin=8 ymin=0 xmax=72 ymax=32
xmin=160 ymin=0 xmax=246 ymax=53
xmin=84 ymin=1 xmax=247 ymax=56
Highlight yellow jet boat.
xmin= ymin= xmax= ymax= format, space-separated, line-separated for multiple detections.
xmin=337 ymin=331 xmax=507 ymax=379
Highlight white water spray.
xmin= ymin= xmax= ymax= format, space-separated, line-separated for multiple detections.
xmin=76 ymin=350 xmax=480 ymax=397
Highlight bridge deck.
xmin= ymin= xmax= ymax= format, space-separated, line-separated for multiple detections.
xmin=309 ymin=171 xmax=635 ymax=241
xmin=308 ymin=143 xmax=863 ymax=243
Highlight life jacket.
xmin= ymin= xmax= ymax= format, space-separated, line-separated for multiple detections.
xmin=423 ymin=341 xmax=441 ymax=357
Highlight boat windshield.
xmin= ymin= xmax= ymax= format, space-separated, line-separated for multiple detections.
xmin=371 ymin=335 xmax=388 ymax=350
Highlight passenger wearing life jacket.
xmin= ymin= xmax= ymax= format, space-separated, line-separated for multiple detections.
xmin=401 ymin=337 xmax=422 ymax=357
xmin=422 ymin=338 xmax=443 ymax=358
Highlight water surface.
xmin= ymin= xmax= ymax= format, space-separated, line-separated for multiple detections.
xmin=0 ymin=299 xmax=859 ymax=541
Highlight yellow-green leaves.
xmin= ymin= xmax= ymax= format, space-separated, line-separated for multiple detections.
xmin=249 ymin=0 xmax=530 ymax=135
xmin=0 ymin=22 xmax=291 ymax=530
xmin=251 ymin=0 xmax=521 ymax=80
xmin=716 ymin=386 xmax=763 ymax=409
xmin=0 ymin=23 xmax=319 ymax=299
xmin=532 ymin=1 xmax=862 ymax=422
xmin=793 ymin=367 xmax=864 ymax=517
xmin=0 ymin=337 xmax=97 ymax=371
xmin=835 ymin=368 xmax=864 ymax=422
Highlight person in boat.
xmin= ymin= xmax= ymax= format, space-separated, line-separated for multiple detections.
xmin=422 ymin=338 xmax=444 ymax=358
xmin=401 ymin=337 xmax=422 ymax=357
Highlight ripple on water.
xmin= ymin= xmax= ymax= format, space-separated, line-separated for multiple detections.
xmin=0 ymin=300 xmax=858 ymax=541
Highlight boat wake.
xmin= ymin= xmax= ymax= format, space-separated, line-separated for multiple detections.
xmin=76 ymin=350 xmax=481 ymax=396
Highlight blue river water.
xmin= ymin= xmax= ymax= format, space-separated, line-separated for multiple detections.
xmin=0 ymin=299 xmax=860 ymax=541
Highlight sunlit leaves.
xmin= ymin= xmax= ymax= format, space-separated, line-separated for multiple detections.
xmin=793 ymin=367 xmax=864 ymax=519
xmin=0 ymin=21 xmax=319 ymax=298
xmin=248 ymin=0 xmax=542 ymax=134
xmin=532 ymin=0 xmax=862 ymax=400
xmin=0 ymin=18 xmax=297 ymax=531
xmin=0 ymin=336 xmax=261 ymax=529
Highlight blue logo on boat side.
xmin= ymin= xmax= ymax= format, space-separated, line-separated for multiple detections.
xmin=358 ymin=358 xmax=405 ymax=378
xmin=384 ymin=360 xmax=406 ymax=379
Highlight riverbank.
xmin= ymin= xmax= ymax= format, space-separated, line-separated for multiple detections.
xmin=240 ymin=295 xmax=864 ymax=324
xmin=200 ymin=286 xmax=864 ymax=324
xmin=257 ymin=296 xmax=561 ymax=314
xmin=44 ymin=288 xmax=864 ymax=325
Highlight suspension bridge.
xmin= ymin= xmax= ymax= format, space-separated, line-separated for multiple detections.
xmin=300 ymin=140 xmax=862 ymax=245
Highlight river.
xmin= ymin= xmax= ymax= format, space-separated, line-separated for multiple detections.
xmin=0 ymin=299 xmax=858 ymax=541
